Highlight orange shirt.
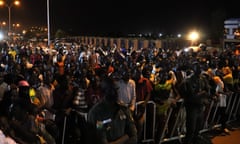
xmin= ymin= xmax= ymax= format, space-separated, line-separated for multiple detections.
xmin=57 ymin=61 xmax=64 ymax=75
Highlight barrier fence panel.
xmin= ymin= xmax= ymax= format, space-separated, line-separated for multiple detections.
xmin=135 ymin=100 xmax=156 ymax=143
xmin=226 ymin=92 xmax=234 ymax=114
xmin=204 ymin=100 xmax=215 ymax=129
xmin=159 ymin=100 xmax=186 ymax=144
xmin=59 ymin=109 xmax=88 ymax=144
xmin=157 ymin=91 xmax=240 ymax=144
xmin=170 ymin=100 xmax=185 ymax=137
xmin=159 ymin=107 xmax=173 ymax=144
xmin=62 ymin=116 xmax=67 ymax=144
xmin=209 ymin=101 xmax=220 ymax=128
xmin=58 ymin=91 xmax=240 ymax=144
xmin=227 ymin=92 xmax=240 ymax=122
xmin=233 ymin=93 xmax=240 ymax=120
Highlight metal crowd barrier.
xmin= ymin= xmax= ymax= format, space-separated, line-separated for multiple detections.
xmin=134 ymin=91 xmax=240 ymax=144
xmin=60 ymin=92 xmax=240 ymax=144
xmin=61 ymin=109 xmax=88 ymax=144
xmin=158 ymin=99 xmax=186 ymax=144
xmin=226 ymin=92 xmax=240 ymax=125
xmin=135 ymin=100 xmax=156 ymax=143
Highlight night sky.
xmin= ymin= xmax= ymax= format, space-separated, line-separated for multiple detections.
xmin=0 ymin=0 xmax=239 ymax=36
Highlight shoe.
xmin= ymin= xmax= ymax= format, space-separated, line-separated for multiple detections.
xmin=223 ymin=128 xmax=230 ymax=134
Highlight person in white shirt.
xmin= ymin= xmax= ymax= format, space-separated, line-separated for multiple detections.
xmin=213 ymin=76 xmax=230 ymax=134
xmin=115 ymin=67 xmax=136 ymax=113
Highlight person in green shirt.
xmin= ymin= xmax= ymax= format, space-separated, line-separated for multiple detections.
xmin=87 ymin=77 xmax=137 ymax=144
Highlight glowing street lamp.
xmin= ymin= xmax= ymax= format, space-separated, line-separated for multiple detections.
xmin=12 ymin=23 xmax=20 ymax=29
xmin=0 ymin=21 xmax=6 ymax=30
xmin=0 ymin=0 xmax=20 ymax=34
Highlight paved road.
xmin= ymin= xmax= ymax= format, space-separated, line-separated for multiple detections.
xmin=211 ymin=124 xmax=240 ymax=144
xmin=161 ymin=121 xmax=240 ymax=144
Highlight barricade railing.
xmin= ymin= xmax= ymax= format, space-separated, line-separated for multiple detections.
xmin=233 ymin=93 xmax=240 ymax=120
xmin=227 ymin=92 xmax=240 ymax=122
xmin=158 ymin=99 xmax=186 ymax=144
xmin=135 ymin=100 xmax=156 ymax=143
xmin=226 ymin=92 xmax=234 ymax=115
xmin=169 ymin=99 xmax=186 ymax=137
xmin=203 ymin=99 xmax=215 ymax=129
xmin=61 ymin=109 xmax=88 ymax=144
xmin=57 ymin=91 xmax=240 ymax=144
xmin=134 ymin=91 xmax=240 ymax=144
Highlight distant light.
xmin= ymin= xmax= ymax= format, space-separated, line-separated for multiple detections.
xmin=158 ymin=33 xmax=162 ymax=37
xmin=177 ymin=34 xmax=182 ymax=38
xmin=184 ymin=48 xmax=189 ymax=52
xmin=14 ymin=0 xmax=20 ymax=6
xmin=22 ymin=30 xmax=26 ymax=34
xmin=0 ymin=32 xmax=4 ymax=40
xmin=188 ymin=31 xmax=199 ymax=41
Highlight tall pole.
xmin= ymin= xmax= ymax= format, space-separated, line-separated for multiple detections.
xmin=47 ymin=0 xmax=50 ymax=47
xmin=0 ymin=0 xmax=20 ymax=39
xmin=8 ymin=5 xmax=11 ymax=34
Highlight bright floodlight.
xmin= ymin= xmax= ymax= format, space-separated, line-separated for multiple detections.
xmin=0 ymin=1 xmax=4 ymax=6
xmin=0 ymin=32 xmax=4 ymax=40
xmin=14 ymin=0 xmax=20 ymax=6
xmin=188 ymin=31 xmax=199 ymax=41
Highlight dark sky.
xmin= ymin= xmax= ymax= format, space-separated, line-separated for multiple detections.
xmin=0 ymin=0 xmax=239 ymax=36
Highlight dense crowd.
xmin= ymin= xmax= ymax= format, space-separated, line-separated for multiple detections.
xmin=0 ymin=39 xmax=239 ymax=144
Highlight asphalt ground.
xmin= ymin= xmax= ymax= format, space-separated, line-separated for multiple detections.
xmin=210 ymin=121 xmax=240 ymax=144
xmin=158 ymin=120 xmax=240 ymax=144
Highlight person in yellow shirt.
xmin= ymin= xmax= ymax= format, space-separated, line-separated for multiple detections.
xmin=8 ymin=47 xmax=16 ymax=62
xmin=222 ymin=66 xmax=234 ymax=92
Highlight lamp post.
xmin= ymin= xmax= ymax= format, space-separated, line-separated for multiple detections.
xmin=0 ymin=0 xmax=20 ymax=36
xmin=47 ymin=0 xmax=50 ymax=47
xmin=0 ymin=21 xmax=6 ymax=30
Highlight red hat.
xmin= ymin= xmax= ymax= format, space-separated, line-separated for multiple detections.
xmin=18 ymin=80 xmax=30 ymax=87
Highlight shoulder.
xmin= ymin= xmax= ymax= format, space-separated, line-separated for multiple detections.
xmin=129 ymin=79 xmax=136 ymax=84
xmin=88 ymin=101 xmax=104 ymax=116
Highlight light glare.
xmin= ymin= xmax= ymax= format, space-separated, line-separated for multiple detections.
xmin=188 ymin=31 xmax=199 ymax=41
xmin=0 ymin=32 xmax=4 ymax=40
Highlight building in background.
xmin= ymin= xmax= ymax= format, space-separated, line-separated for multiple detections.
xmin=223 ymin=18 xmax=240 ymax=51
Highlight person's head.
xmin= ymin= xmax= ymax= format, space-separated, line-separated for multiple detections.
xmin=100 ymin=77 xmax=118 ymax=103
xmin=142 ymin=67 xmax=151 ymax=79
xmin=119 ymin=65 xmax=131 ymax=82
xmin=18 ymin=80 xmax=31 ymax=103
xmin=122 ymin=70 xmax=131 ymax=82
xmin=192 ymin=61 xmax=201 ymax=76
xmin=223 ymin=66 xmax=232 ymax=75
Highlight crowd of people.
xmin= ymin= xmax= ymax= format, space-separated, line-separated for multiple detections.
xmin=0 ymin=39 xmax=239 ymax=144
